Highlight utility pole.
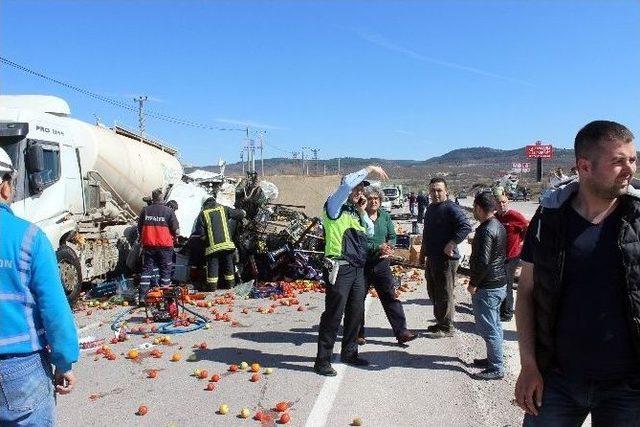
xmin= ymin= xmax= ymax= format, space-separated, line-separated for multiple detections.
xmin=302 ymin=146 xmax=312 ymax=176
xmin=292 ymin=151 xmax=300 ymax=175
xmin=259 ymin=132 xmax=264 ymax=177
xmin=240 ymin=150 xmax=245 ymax=175
xmin=134 ymin=95 xmax=148 ymax=140
xmin=310 ymin=148 xmax=320 ymax=175
xmin=337 ymin=158 xmax=341 ymax=174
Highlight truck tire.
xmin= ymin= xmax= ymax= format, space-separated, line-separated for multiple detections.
xmin=57 ymin=245 xmax=82 ymax=303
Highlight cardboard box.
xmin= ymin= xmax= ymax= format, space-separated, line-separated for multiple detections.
xmin=409 ymin=244 xmax=422 ymax=264
xmin=394 ymin=248 xmax=410 ymax=260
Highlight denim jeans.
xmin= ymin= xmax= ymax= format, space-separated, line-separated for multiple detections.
xmin=471 ymin=286 xmax=506 ymax=372
xmin=0 ymin=352 xmax=55 ymax=426
xmin=523 ymin=371 xmax=640 ymax=427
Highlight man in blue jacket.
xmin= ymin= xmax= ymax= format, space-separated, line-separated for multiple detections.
xmin=0 ymin=151 xmax=79 ymax=425
xmin=419 ymin=177 xmax=472 ymax=337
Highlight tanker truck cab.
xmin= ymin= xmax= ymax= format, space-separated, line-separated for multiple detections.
xmin=0 ymin=110 xmax=85 ymax=301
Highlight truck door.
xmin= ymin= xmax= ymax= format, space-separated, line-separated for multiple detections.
xmin=22 ymin=140 xmax=67 ymax=225
xmin=61 ymin=144 xmax=84 ymax=214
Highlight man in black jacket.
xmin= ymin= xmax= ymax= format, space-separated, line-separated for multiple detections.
xmin=515 ymin=121 xmax=640 ymax=425
xmin=419 ymin=178 xmax=472 ymax=337
xmin=468 ymin=191 xmax=507 ymax=380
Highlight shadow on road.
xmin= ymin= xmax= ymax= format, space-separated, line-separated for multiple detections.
xmin=193 ymin=347 xmax=315 ymax=373
xmin=455 ymin=320 xmax=518 ymax=342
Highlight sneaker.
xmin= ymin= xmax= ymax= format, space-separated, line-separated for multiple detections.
xmin=473 ymin=369 xmax=504 ymax=380
xmin=472 ymin=358 xmax=489 ymax=368
xmin=313 ymin=361 xmax=337 ymax=377
xmin=340 ymin=355 xmax=370 ymax=366
xmin=357 ymin=337 xmax=367 ymax=346
xmin=397 ymin=331 xmax=418 ymax=344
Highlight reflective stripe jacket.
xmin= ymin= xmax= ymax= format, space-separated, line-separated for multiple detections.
xmin=138 ymin=202 xmax=179 ymax=248
xmin=194 ymin=204 xmax=245 ymax=256
xmin=0 ymin=203 xmax=78 ymax=372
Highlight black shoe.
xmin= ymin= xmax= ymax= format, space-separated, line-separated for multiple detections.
xmin=473 ymin=369 xmax=504 ymax=380
xmin=313 ymin=361 xmax=337 ymax=376
xmin=397 ymin=331 xmax=418 ymax=344
xmin=472 ymin=358 xmax=489 ymax=368
xmin=356 ymin=337 xmax=367 ymax=346
xmin=341 ymin=355 xmax=370 ymax=366
xmin=426 ymin=324 xmax=441 ymax=333
xmin=425 ymin=326 xmax=455 ymax=338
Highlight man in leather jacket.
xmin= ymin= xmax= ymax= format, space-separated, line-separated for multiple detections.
xmin=515 ymin=121 xmax=640 ymax=425
xmin=468 ymin=191 xmax=507 ymax=380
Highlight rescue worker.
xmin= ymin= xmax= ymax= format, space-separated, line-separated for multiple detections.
xmin=235 ymin=171 xmax=266 ymax=220
xmin=194 ymin=196 xmax=246 ymax=290
xmin=314 ymin=165 xmax=388 ymax=376
xmin=138 ymin=188 xmax=180 ymax=303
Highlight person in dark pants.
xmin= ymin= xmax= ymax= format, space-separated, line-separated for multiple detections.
xmin=194 ymin=196 xmax=245 ymax=290
xmin=515 ymin=121 xmax=640 ymax=425
xmin=357 ymin=187 xmax=417 ymax=346
xmin=419 ymin=177 xmax=472 ymax=338
xmin=314 ymin=165 xmax=388 ymax=376
xmin=468 ymin=191 xmax=507 ymax=380
xmin=408 ymin=192 xmax=417 ymax=217
xmin=138 ymin=188 xmax=180 ymax=303
xmin=494 ymin=194 xmax=528 ymax=321
xmin=417 ymin=190 xmax=428 ymax=222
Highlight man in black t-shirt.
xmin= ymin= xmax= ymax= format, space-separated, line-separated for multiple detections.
xmin=515 ymin=121 xmax=640 ymax=426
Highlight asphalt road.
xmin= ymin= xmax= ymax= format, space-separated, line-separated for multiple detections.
xmin=59 ymin=205 xmax=529 ymax=427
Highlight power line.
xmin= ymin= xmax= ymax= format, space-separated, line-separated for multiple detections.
xmin=0 ymin=56 xmax=246 ymax=132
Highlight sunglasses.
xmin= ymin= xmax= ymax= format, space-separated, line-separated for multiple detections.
xmin=367 ymin=197 xmax=380 ymax=201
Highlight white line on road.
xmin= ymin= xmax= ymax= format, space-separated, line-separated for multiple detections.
xmin=304 ymin=294 xmax=373 ymax=427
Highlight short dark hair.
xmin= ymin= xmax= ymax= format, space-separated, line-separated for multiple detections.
xmin=1 ymin=172 xmax=11 ymax=183
xmin=166 ymin=200 xmax=178 ymax=211
xmin=575 ymin=120 xmax=634 ymax=161
xmin=151 ymin=188 xmax=163 ymax=202
xmin=429 ymin=177 xmax=447 ymax=188
xmin=474 ymin=191 xmax=496 ymax=213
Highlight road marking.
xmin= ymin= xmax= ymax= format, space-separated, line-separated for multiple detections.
xmin=304 ymin=294 xmax=373 ymax=427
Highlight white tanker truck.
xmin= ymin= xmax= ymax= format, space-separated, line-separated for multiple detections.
xmin=0 ymin=95 xmax=184 ymax=301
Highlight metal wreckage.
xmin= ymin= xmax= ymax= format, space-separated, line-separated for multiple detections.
xmin=172 ymin=171 xmax=326 ymax=293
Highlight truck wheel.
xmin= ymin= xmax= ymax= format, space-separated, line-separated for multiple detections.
xmin=57 ymin=245 xmax=82 ymax=303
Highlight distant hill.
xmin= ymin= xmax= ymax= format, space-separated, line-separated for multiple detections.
xmin=186 ymin=146 xmax=576 ymax=183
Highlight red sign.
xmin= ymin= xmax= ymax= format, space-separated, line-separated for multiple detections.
xmin=525 ymin=144 xmax=553 ymax=159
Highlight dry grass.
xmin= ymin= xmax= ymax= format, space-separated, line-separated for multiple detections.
xmin=266 ymin=174 xmax=341 ymax=217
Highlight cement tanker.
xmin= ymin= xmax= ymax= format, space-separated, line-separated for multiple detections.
xmin=0 ymin=95 xmax=183 ymax=301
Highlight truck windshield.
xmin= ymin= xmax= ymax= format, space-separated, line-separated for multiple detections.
xmin=383 ymin=189 xmax=398 ymax=197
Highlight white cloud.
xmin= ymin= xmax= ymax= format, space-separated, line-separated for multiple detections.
xmin=355 ymin=29 xmax=533 ymax=87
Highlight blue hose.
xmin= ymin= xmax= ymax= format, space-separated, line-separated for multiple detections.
xmin=110 ymin=303 xmax=208 ymax=335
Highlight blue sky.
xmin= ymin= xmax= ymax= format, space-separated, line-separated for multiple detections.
xmin=2 ymin=1 xmax=639 ymax=166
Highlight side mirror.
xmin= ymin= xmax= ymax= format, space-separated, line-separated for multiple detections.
xmin=27 ymin=144 xmax=44 ymax=173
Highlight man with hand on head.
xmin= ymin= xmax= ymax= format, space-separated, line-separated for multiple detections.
xmin=314 ymin=165 xmax=388 ymax=376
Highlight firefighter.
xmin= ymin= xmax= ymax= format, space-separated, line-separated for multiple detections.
xmin=138 ymin=188 xmax=180 ymax=304
xmin=195 ymin=195 xmax=246 ymax=290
